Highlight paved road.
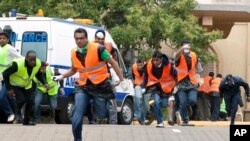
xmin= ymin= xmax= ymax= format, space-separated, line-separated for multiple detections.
xmin=0 ymin=123 xmax=229 ymax=141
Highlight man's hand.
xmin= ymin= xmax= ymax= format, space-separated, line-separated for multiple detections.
xmin=44 ymin=84 xmax=50 ymax=91
xmin=120 ymin=80 xmax=129 ymax=91
xmin=141 ymin=88 xmax=146 ymax=94
xmin=7 ymin=89 xmax=15 ymax=99
xmin=53 ymin=75 xmax=64 ymax=81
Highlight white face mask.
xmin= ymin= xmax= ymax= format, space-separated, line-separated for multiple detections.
xmin=183 ymin=49 xmax=190 ymax=53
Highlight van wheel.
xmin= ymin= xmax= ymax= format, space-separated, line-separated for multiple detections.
xmin=67 ymin=101 xmax=74 ymax=122
xmin=118 ymin=98 xmax=133 ymax=125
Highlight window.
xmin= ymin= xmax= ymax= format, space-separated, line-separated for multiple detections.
xmin=21 ymin=32 xmax=48 ymax=62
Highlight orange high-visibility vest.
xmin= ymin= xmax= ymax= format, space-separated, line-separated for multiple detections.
xmin=71 ymin=42 xmax=110 ymax=86
xmin=103 ymin=42 xmax=113 ymax=53
xmin=132 ymin=63 xmax=144 ymax=85
xmin=146 ymin=59 xmax=176 ymax=94
xmin=198 ymin=76 xmax=212 ymax=94
xmin=92 ymin=40 xmax=113 ymax=54
xmin=209 ymin=77 xmax=222 ymax=93
xmin=176 ymin=51 xmax=198 ymax=84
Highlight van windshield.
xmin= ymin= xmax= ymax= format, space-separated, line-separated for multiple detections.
xmin=21 ymin=31 xmax=48 ymax=62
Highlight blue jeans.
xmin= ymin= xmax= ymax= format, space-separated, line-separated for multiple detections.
xmin=108 ymin=99 xmax=117 ymax=124
xmin=0 ymin=84 xmax=16 ymax=117
xmin=141 ymin=93 xmax=151 ymax=121
xmin=33 ymin=89 xmax=57 ymax=122
xmin=92 ymin=96 xmax=109 ymax=119
xmin=178 ymin=89 xmax=197 ymax=123
xmin=133 ymin=85 xmax=142 ymax=118
xmin=72 ymin=92 xmax=90 ymax=141
xmin=152 ymin=93 xmax=168 ymax=124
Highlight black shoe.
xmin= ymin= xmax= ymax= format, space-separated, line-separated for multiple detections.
xmin=168 ymin=121 xmax=174 ymax=126
xmin=230 ymin=121 xmax=235 ymax=125
xmin=211 ymin=118 xmax=217 ymax=122
xmin=23 ymin=121 xmax=36 ymax=126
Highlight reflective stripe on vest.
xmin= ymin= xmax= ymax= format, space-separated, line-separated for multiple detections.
xmin=71 ymin=42 xmax=110 ymax=86
xmin=198 ymin=76 xmax=212 ymax=94
xmin=132 ymin=63 xmax=143 ymax=85
xmin=10 ymin=58 xmax=41 ymax=89
xmin=36 ymin=67 xmax=59 ymax=95
xmin=146 ymin=59 xmax=175 ymax=94
xmin=209 ymin=77 xmax=222 ymax=93
xmin=176 ymin=51 xmax=198 ymax=84
xmin=0 ymin=44 xmax=11 ymax=72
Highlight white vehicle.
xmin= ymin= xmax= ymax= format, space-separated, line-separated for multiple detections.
xmin=0 ymin=16 xmax=134 ymax=124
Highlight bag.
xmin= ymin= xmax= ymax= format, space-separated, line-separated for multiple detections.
xmin=83 ymin=79 xmax=115 ymax=99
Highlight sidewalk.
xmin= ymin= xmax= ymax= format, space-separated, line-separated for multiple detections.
xmin=189 ymin=121 xmax=250 ymax=127
xmin=131 ymin=120 xmax=250 ymax=127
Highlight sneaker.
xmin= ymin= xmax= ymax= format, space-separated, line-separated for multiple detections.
xmin=156 ymin=123 xmax=164 ymax=128
xmin=7 ymin=114 xmax=15 ymax=122
xmin=13 ymin=119 xmax=22 ymax=124
xmin=175 ymin=112 xmax=183 ymax=126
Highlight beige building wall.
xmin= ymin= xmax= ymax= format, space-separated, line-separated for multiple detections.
xmin=212 ymin=23 xmax=248 ymax=79
xmin=212 ymin=22 xmax=250 ymax=111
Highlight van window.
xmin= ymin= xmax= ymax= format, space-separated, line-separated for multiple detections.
xmin=10 ymin=32 xmax=17 ymax=47
xmin=113 ymin=49 xmax=129 ymax=78
xmin=21 ymin=31 xmax=48 ymax=62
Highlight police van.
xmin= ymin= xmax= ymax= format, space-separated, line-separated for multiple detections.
xmin=0 ymin=16 xmax=134 ymax=124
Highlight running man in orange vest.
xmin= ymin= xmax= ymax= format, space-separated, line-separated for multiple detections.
xmin=196 ymin=72 xmax=214 ymax=120
xmin=141 ymin=51 xmax=177 ymax=127
xmin=93 ymin=29 xmax=119 ymax=124
xmin=53 ymin=28 xmax=128 ymax=141
xmin=174 ymin=39 xmax=203 ymax=126
xmin=208 ymin=74 xmax=222 ymax=121
xmin=93 ymin=29 xmax=117 ymax=59
xmin=132 ymin=58 xmax=145 ymax=121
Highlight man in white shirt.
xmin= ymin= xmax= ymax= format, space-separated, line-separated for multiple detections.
xmin=0 ymin=32 xmax=22 ymax=122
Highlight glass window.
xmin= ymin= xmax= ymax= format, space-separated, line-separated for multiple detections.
xmin=21 ymin=32 xmax=48 ymax=62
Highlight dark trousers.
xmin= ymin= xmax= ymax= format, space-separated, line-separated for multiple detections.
xmin=195 ymin=93 xmax=210 ymax=120
xmin=209 ymin=93 xmax=220 ymax=121
xmin=224 ymin=93 xmax=241 ymax=123
xmin=14 ymin=86 xmax=34 ymax=123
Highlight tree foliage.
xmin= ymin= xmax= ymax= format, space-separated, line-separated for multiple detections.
xmin=0 ymin=0 xmax=223 ymax=63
